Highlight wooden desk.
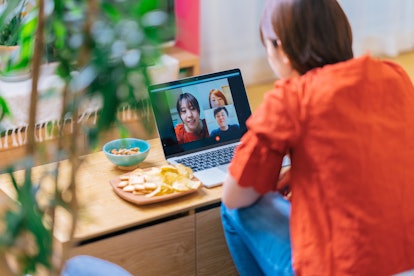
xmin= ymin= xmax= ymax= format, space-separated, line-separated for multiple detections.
xmin=0 ymin=138 xmax=237 ymax=275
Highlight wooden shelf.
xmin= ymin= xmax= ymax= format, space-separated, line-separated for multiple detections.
xmin=164 ymin=46 xmax=200 ymax=77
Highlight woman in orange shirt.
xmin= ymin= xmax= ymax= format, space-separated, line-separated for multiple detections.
xmin=221 ymin=0 xmax=414 ymax=275
xmin=208 ymin=89 xmax=228 ymax=108
xmin=174 ymin=92 xmax=209 ymax=144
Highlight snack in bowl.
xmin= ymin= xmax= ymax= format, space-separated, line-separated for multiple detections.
xmin=117 ymin=164 xmax=202 ymax=198
xmin=111 ymin=147 xmax=141 ymax=155
xmin=103 ymin=138 xmax=150 ymax=170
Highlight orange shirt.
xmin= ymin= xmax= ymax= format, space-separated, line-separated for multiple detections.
xmin=229 ymin=55 xmax=414 ymax=275
xmin=174 ymin=119 xmax=209 ymax=144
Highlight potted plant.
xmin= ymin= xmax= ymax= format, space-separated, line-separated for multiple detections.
xmin=0 ymin=6 xmax=23 ymax=46
xmin=0 ymin=0 xmax=173 ymax=274
xmin=0 ymin=0 xmax=29 ymax=78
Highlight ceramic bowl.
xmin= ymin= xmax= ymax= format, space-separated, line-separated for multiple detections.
xmin=103 ymin=138 xmax=150 ymax=170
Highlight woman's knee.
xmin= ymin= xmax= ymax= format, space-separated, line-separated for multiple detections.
xmin=221 ymin=203 xmax=238 ymax=234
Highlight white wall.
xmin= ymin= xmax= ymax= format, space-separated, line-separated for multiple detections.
xmin=339 ymin=0 xmax=414 ymax=57
xmin=199 ymin=0 xmax=414 ymax=85
xmin=200 ymin=0 xmax=274 ymax=85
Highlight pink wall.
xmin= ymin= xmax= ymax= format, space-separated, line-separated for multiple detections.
xmin=174 ymin=0 xmax=200 ymax=55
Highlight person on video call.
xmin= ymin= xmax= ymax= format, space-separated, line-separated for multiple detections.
xmin=210 ymin=106 xmax=240 ymax=141
xmin=209 ymin=89 xmax=228 ymax=108
xmin=221 ymin=0 xmax=414 ymax=275
xmin=174 ymin=92 xmax=209 ymax=144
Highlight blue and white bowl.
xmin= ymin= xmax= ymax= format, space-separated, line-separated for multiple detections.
xmin=103 ymin=138 xmax=150 ymax=170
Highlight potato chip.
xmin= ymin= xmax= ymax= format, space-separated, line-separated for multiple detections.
xmin=184 ymin=179 xmax=202 ymax=190
xmin=160 ymin=165 xmax=178 ymax=174
xmin=172 ymin=182 xmax=190 ymax=192
xmin=145 ymin=184 xmax=162 ymax=197
xmin=162 ymin=171 xmax=182 ymax=185
xmin=119 ymin=164 xmax=201 ymax=197
xmin=175 ymin=163 xmax=193 ymax=178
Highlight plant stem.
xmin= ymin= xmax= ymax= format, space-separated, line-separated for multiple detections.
xmin=26 ymin=0 xmax=44 ymax=156
xmin=58 ymin=0 xmax=100 ymax=271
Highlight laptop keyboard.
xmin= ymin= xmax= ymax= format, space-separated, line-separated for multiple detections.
xmin=176 ymin=145 xmax=237 ymax=172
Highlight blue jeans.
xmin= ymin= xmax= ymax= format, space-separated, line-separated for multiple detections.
xmin=221 ymin=192 xmax=294 ymax=276
xmin=62 ymin=255 xmax=132 ymax=276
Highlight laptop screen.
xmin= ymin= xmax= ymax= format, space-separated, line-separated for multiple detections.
xmin=148 ymin=68 xmax=252 ymax=158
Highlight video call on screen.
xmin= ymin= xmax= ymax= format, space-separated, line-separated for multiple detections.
xmin=150 ymin=70 xmax=251 ymax=156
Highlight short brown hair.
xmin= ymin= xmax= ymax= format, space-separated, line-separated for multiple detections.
xmin=260 ymin=0 xmax=353 ymax=75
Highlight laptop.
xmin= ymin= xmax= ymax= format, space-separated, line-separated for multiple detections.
xmin=148 ymin=68 xmax=252 ymax=187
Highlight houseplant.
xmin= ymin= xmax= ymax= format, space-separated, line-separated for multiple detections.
xmin=0 ymin=0 xmax=29 ymax=78
xmin=0 ymin=3 xmax=25 ymax=46
xmin=0 ymin=0 xmax=174 ymax=274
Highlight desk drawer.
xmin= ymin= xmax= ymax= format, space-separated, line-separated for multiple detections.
xmin=196 ymin=206 xmax=237 ymax=276
xmin=70 ymin=215 xmax=195 ymax=275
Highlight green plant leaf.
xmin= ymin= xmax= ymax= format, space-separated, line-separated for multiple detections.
xmin=0 ymin=0 xmax=175 ymax=273
xmin=0 ymin=1 xmax=26 ymax=46
xmin=0 ymin=96 xmax=11 ymax=121
xmin=101 ymin=2 xmax=122 ymax=22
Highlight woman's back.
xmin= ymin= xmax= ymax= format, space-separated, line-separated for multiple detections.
xmin=222 ymin=0 xmax=414 ymax=275
xmin=275 ymin=55 xmax=414 ymax=274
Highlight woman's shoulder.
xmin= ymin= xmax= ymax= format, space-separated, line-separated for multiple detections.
xmin=175 ymin=123 xmax=185 ymax=138
xmin=265 ymin=56 xmax=385 ymax=96
xmin=175 ymin=123 xmax=185 ymax=132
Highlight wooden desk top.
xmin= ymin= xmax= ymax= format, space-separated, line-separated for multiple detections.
xmin=0 ymin=138 xmax=223 ymax=246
